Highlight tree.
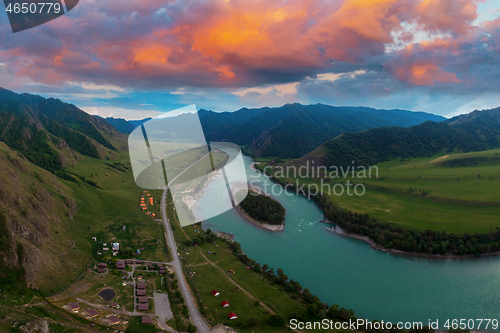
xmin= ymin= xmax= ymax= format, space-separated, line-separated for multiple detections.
xmin=262 ymin=264 xmax=269 ymax=272
xmin=187 ymin=323 xmax=197 ymax=333
xmin=269 ymin=314 xmax=287 ymax=327
xmin=254 ymin=300 xmax=260 ymax=307
xmin=122 ymin=247 xmax=134 ymax=257
xmin=338 ymin=307 xmax=350 ymax=320
xmin=327 ymin=305 xmax=339 ymax=319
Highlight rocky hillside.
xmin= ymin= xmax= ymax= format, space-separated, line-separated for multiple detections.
xmin=0 ymin=88 xmax=127 ymax=293
xmin=0 ymin=141 xmax=81 ymax=292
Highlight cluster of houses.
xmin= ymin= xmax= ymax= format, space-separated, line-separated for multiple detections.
xmin=136 ymin=283 xmax=149 ymax=311
xmin=65 ymin=302 xmax=127 ymax=326
xmin=94 ymin=240 xmax=120 ymax=256
xmin=211 ymin=290 xmax=238 ymax=320
xmin=114 ymin=260 xmax=168 ymax=274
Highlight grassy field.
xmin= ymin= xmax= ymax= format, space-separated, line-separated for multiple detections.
xmin=260 ymin=148 xmax=500 ymax=234
xmin=166 ymin=194 xmax=353 ymax=333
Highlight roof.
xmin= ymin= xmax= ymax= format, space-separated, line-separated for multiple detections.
xmin=142 ymin=316 xmax=153 ymax=324
xmin=97 ymin=263 xmax=107 ymax=267
xmin=137 ymin=283 xmax=147 ymax=289
xmin=228 ymin=312 xmax=238 ymax=319
xmin=138 ymin=297 xmax=148 ymax=303
xmin=110 ymin=303 xmax=119 ymax=308
xmin=136 ymin=289 xmax=146 ymax=296
xmin=138 ymin=303 xmax=149 ymax=311
xmin=221 ymin=301 xmax=230 ymax=307
xmin=106 ymin=315 xmax=121 ymax=324
xmin=86 ymin=309 xmax=99 ymax=317
xmin=211 ymin=290 xmax=219 ymax=296
xmin=68 ymin=302 xmax=80 ymax=310
xmin=126 ymin=260 xmax=133 ymax=264
xmin=97 ymin=268 xmax=105 ymax=273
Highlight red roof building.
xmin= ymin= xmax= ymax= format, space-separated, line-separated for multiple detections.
xmin=221 ymin=301 xmax=230 ymax=308
xmin=137 ymin=283 xmax=147 ymax=289
xmin=97 ymin=268 xmax=105 ymax=273
xmin=97 ymin=263 xmax=107 ymax=268
xmin=142 ymin=316 xmax=153 ymax=324
xmin=228 ymin=312 xmax=238 ymax=320
xmin=138 ymin=297 xmax=148 ymax=303
xmin=136 ymin=289 xmax=147 ymax=296
xmin=116 ymin=260 xmax=125 ymax=269
xmin=211 ymin=290 xmax=220 ymax=297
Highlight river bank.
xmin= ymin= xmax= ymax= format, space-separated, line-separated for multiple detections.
xmin=253 ymin=159 xmax=500 ymax=259
xmin=235 ymin=204 xmax=284 ymax=232
xmin=326 ymin=224 xmax=500 ymax=259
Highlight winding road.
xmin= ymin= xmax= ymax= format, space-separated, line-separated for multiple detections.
xmin=160 ymin=152 xmax=213 ymax=333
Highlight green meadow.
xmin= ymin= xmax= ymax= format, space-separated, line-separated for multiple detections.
xmin=264 ymin=148 xmax=500 ymax=234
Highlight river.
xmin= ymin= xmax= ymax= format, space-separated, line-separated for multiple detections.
xmin=195 ymin=155 xmax=500 ymax=327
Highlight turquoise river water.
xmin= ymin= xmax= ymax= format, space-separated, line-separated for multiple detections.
xmin=196 ymin=155 xmax=500 ymax=327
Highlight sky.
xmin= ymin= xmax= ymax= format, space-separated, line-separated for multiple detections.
xmin=1 ymin=0 xmax=500 ymax=119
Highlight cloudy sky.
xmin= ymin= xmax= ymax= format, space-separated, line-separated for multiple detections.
xmin=1 ymin=0 xmax=500 ymax=119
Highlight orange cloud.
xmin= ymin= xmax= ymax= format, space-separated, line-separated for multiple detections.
xmin=396 ymin=63 xmax=461 ymax=85
xmin=168 ymin=1 xmax=320 ymax=68
xmin=416 ymin=0 xmax=480 ymax=35
xmin=0 ymin=0 xmax=490 ymax=90
xmin=133 ymin=44 xmax=172 ymax=66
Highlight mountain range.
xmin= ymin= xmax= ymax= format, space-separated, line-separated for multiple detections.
xmin=289 ymin=107 xmax=500 ymax=168
xmin=105 ymin=103 xmax=445 ymax=159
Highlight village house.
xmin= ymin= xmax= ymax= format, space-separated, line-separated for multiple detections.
xmin=67 ymin=302 xmax=80 ymax=313
xmin=221 ymin=301 xmax=230 ymax=308
xmin=116 ymin=260 xmax=125 ymax=269
xmin=106 ymin=315 xmax=121 ymax=325
xmin=137 ymin=303 xmax=149 ymax=311
xmin=211 ymin=290 xmax=220 ymax=297
xmin=86 ymin=309 xmax=99 ymax=318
